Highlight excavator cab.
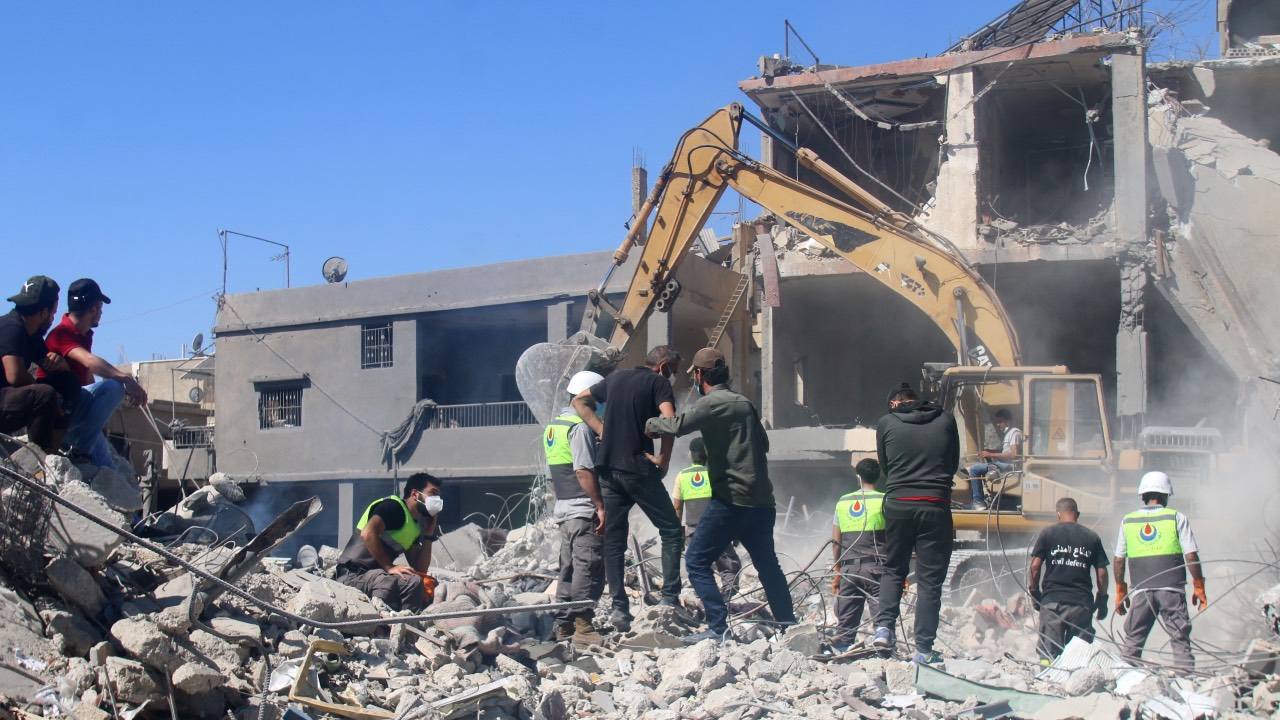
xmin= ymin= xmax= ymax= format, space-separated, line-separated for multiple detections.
xmin=939 ymin=366 xmax=1115 ymax=527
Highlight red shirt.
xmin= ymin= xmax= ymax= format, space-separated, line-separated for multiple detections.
xmin=41 ymin=314 xmax=94 ymax=386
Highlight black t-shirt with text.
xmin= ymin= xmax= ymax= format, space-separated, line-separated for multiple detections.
xmin=590 ymin=367 xmax=675 ymax=476
xmin=1031 ymin=521 xmax=1108 ymax=606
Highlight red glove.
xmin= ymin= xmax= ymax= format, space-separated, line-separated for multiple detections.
xmin=1115 ymin=582 xmax=1129 ymax=616
xmin=1192 ymin=578 xmax=1207 ymax=612
xmin=831 ymin=570 xmax=840 ymax=595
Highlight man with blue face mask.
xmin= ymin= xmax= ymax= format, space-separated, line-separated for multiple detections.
xmin=336 ymin=472 xmax=443 ymax=612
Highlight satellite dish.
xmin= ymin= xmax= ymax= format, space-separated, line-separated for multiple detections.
xmin=189 ymin=386 xmax=204 ymax=404
xmin=190 ymin=333 xmax=204 ymax=356
xmin=322 ymin=257 xmax=348 ymax=283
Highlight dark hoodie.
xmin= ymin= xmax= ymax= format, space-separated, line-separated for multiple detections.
xmin=875 ymin=401 xmax=960 ymax=502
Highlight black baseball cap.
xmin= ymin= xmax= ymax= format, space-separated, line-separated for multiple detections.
xmin=68 ymin=278 xmax=111 ymax=305
xmin=886 ymin=382 xmax=916 ymax=406
xmin=7 ymin=275 xmax=60 ymax=309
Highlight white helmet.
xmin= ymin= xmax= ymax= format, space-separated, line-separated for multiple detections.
xmin=1138 ymin=471 xmax=1173 ymax=496
xmin=566 ymin=371 xmax=605 ymax=396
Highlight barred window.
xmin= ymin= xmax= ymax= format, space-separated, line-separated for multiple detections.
xmin=361 ymin=322 xmax=393 ymax=369
xmin=258 ymin=384 xmax=304 ymax=429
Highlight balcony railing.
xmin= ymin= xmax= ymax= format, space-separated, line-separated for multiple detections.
xmin=430 ymin=401 xmax=538 ymax=429
xmin=172 ymin=425 xmax=215 ymax=449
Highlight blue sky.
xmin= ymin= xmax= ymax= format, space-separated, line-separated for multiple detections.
xmin=1 ymin=2 xmax=1214 ymax=362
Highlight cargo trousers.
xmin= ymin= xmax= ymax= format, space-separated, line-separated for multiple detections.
xmin=1122 ymin=588 xmax=1193 ymax=670
xmin=554 ymin=516 xmax=604 ymax=622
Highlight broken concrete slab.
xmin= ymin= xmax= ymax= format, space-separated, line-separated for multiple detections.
xmin=109 ymin=617 xmax=184 ymax=674
xmin=86 ymin=465 xmax=142 ymax=513
xmin=172 ymin=661 xmax=224 ymax=694
xmin=284 ymin=574 xmax=382 ymax=630
xmin=45 ymin=480 xmax=128 ymax=570
xmin=431 ymin=522 xmax=488 ymax=570
xmin=913 ymin=663 xmax=1054 ymax=715
xmin=45 ymin=555 xmax=107 ymax=616
xmin=104 ymin=656 xmax=162 ymax=705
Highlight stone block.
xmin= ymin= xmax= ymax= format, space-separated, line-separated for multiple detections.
xmin=172 ymin=661 xmax=224 ymax=694
xmin=40 ymin=608 xmax=101 ymax=657
xmin=780 ymin=622 xmax=821 ymax=657
xmin=45 ymin=556 xmax=107 ymax=616
xmin=110 ymin=617 xmax=183 ymax=673
xmin=104 ymin=656 xmax=162 ymax=705
xmin=1065 ymin=667 xmax=1108 ymax=696
xmin=45 ymin=480 xmax=128 ymax=570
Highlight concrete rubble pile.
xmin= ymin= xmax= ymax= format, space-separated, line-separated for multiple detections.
xmin=3 ymin=450 xmax=1280 ymax=719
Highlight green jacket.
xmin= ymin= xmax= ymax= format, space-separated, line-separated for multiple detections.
xmin=645 ymin=384 xmax=774 ymax=508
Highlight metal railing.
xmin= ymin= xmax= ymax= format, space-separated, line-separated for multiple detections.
xmin=172 ymin=425 xmax=215 ymax=449
xmin=430 ymin=401 xmax=537 ymax=429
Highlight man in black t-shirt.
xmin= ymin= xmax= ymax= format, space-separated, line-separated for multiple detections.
xmin=572 ymin=345 xmax=682 ymax=628
xmin=0 ymin=276 xmax=70 ymax=452
xmin=1029 ymin=497 xmax=1110 ymax=662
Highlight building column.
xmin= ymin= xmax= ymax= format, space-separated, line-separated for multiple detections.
xmin=919 ymin=68 xmax=980 ymax=250
xmin=1112 ymin=51 xmax=1150 ymax=442
xmin=338 ymin=481 xmax=354 ymax=548
xmin=546 ymin=301 xmax=571 ymax=343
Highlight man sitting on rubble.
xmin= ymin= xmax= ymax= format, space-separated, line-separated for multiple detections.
xmin=831 ymin=458 xmax=886 ymax=650
xmin=966 ymin=408 xmax=1022 ymax=510
xmin=672 ymin=438 xmax=742 ymax=603
xmin=646 ymin=348 xmax=796 ymax=644
xmin=0 ymin=275 xmax=70 ymax=453
xmin=1028 ymin=497 xmax=1108 ymax=664
xmin=38 ymin=279 xmax=147 ymax=473
xmin=544 ymin=371 xmax=607 ymax=647
xmin=1114 ymin=471 xmax=1205 ymax=672
xmin=336 ymin=472 xmax=444 ymax=613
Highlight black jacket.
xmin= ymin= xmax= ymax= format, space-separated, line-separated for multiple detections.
xmin=876 ymin=401 xmax=960 ymax=501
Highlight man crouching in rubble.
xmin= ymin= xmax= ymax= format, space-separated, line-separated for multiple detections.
xmin=645 ymin=348 xmax=796 ymax=644
xmin=544 ymin=371 xmax=607 ymax=647
xmin=335 ymin=473 xmax=444 ymax=612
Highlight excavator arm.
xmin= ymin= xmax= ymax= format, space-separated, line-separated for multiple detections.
xmin=516 ymin=103 xmax=1021 ymax=425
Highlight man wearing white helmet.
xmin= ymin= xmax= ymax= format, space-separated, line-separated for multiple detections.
xmin=544 ymin=370 xmax=607 ymax=647
xmin=1113 ymin=471 xmax=1205 ymax=671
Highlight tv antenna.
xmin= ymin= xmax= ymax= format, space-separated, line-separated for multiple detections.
xmin=218 ymin=229 xmax=291 ymax=296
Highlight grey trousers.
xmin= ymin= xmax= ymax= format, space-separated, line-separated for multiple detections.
xmin=338 ymin=568 xmax=427 ymax=612
xmin=1122 ymin=588 xmax=1193 ymax=670
xmin=555 ymin=516 xmax=604 ymax=622
xmin=835 ymin=556 xmax=883 ymax=642
xmin=1037 ymin=601 xmax=1095 ymax=661
xmin=684 ymin=525 xmax=742 ymax=599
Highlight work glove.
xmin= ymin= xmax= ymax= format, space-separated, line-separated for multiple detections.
xmin=1029 ymin=589 xmax=1042 ymax=612
xmin=1115 ymin=582 xmax=1129 ymax=616
xmin=1094 ymin=592 xmax=1109 ymax=621
xmin=831 ymin=570 xmax=840 ymax=595
xmin=1192 ymin=578 xmax=1208 ymax=612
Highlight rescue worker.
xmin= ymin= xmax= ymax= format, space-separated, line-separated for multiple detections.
xmin=335 ymin=473 xmax=443 ymax=612
xmin=831 ymin=458 xmax=885 ymax=648
xmin=672 ymin=438 xmax=742 ymax=602
xmin=645 ymin=348 xmax=796 ymax=644
xmin=545 ymin=370 xmax=607 ymax=647
xmin=1114 ymin=471 xmax=1205 ymax=671
xmin=1028 ymin=497 xmax=1109 ymax=663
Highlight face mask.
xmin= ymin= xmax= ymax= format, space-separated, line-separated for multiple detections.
xmin=424 ymin=495 xmax=444 ymax=516
xmin=662 ymin=368 xmax=674 ymax=386
xmin=696 ymin=371 xmax=707 ymax=396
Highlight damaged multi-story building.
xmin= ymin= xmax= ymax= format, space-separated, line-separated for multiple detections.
xmin=213 ymin=0 xmax=1280 ymax=548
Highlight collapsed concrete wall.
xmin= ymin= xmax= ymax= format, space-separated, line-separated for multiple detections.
xmin=1149 ymin=91 xmax=1280 ymax=459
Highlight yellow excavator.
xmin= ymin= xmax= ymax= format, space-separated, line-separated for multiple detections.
xmin=515 ymin=103 xmax=1209 ymax=592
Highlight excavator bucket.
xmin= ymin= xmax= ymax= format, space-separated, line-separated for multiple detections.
xmin=515 ymin=340 xmax=609 ymax=427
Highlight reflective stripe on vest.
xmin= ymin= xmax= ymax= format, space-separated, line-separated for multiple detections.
xmin=356 ymin=496 xmax=421 ymax=553
xmin=544 ymin=415 xmax=588 ymax=501
xmin=1122 ymin=508 xmax=1185 ymax=590
xmin=676 ymin=465 xmax=711 ymax=526
xmin=835 ymin=490 xmax=886 ymax=559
